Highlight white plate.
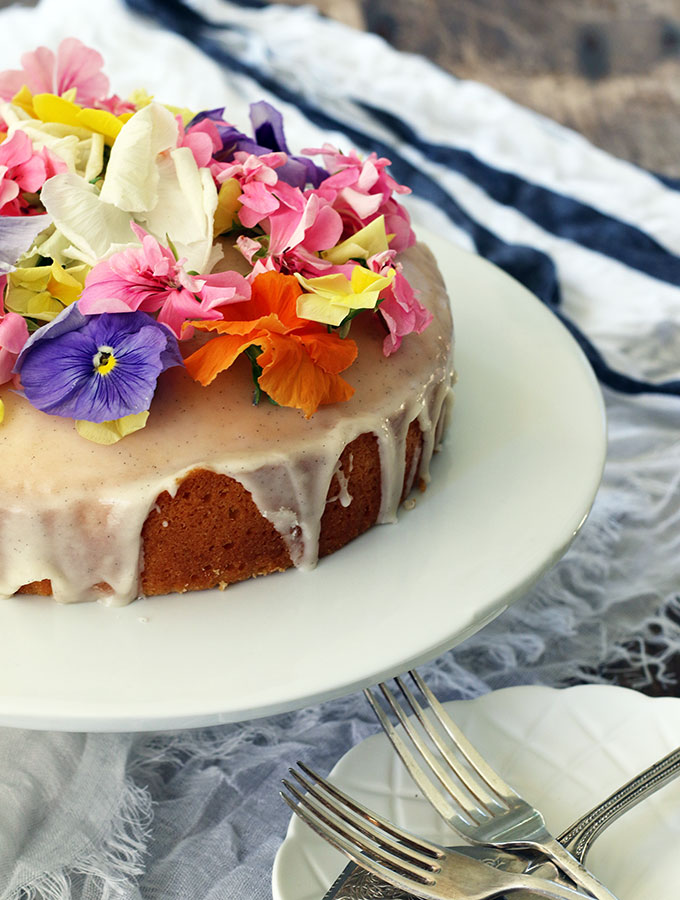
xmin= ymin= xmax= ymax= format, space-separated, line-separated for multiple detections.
xmin=273 ymin=684 xmax=680 ymax=900
xmin=0 ymin=233 xmax=606 ymax=731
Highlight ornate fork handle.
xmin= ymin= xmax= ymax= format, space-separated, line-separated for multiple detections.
xmin=558 ymin=745 xmax=680 ymax=862
xmin=323 ymin=745 xmax=680 ymax=899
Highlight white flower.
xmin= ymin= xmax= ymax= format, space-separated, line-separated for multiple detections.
xmin=40 ymin=103 xmax=219 ymax=272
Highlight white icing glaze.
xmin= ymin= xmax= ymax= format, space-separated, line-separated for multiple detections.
xmin=327 ymin=454 xmax=353 ymax=508
xmin=0 ymin=243 xmax=454 ymax=604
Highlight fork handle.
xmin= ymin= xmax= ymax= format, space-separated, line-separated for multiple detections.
xmin=513 ymin=871 xmax=613 ymax=900
xmin=557 ymin=745 xmax=680 ymax=862
xmin=536 ymin=838 xmax=619 ymax=900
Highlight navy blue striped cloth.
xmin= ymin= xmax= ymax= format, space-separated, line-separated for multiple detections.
xmin=126 ymin=0 xmax=680 ymax=398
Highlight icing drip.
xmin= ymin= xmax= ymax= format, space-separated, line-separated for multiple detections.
xmin=0 ymin=243 xmax=454 ymax=604
xmin=327 ymin=454 xmax=353 ymax=508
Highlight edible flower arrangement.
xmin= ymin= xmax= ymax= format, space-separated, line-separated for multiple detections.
xmin=0 ymin=39 xmax=432 ymax=443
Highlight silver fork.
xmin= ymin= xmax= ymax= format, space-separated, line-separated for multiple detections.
xmin=558 ymin=741 xmax=680 ymax=862
xmin=321 ymin=740 xmax=680 ymax=899
xmin=364 ymin=672 xmax=619 ymax=900
xmin=281 ymin=761 xmax=594 ymax=900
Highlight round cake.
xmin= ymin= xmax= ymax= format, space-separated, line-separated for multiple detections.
xmin=0 ymin=39 xmax=454 ymax=604
xmin=4 ymin=241 xmax=453 ymax=604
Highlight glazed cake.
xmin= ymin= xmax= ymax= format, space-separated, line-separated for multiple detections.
xmin=6 ymin=242 xmax=453 ymax=604
xmin=0 ymin=39 xmax=453 ymax=605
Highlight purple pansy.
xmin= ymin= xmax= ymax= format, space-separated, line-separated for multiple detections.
xmin=14 ymin=304 xmax=183 ymax=422
xmin=249 ymin=101 xmax=328 ymax=188
xmin=189 ymin=102 xmax=328 ymax=189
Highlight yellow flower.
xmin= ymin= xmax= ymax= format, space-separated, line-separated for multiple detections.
xmin=6 ymin=258 xmax=90 ymax=322
xmin=8 ymin=87 xmax=133 ymax=150
xmin=295 ymin=264 xmax=395 ymax=327
xmin=127 ymin=89 xmax=195 ymax=126
xmin=75 ymin=412 xmax=149 ymax=445
xmin=128 ymin=88 xmax=154 ymax=109
xmin=30 ymin=92 xmax=133 ymax=146
xmin=3 ymin=95 xmax=105 ymax=180
xmin=322 ymin=215 xmax=392 ymax=265
xmin=213 ymin=178 xmax=242 ymax=237
xmin=10 ymin=85 xmax=36 ymax=117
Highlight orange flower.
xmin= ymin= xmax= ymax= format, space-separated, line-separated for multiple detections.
xmin=184 ymin=270 xmax=358 ymax=417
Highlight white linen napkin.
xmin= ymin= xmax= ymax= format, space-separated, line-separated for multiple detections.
xmin=0 ymin=1 xmax=679 ymax=897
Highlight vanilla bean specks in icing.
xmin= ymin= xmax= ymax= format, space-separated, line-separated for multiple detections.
xmin=0 ymin=244 xmax=453 ymax=605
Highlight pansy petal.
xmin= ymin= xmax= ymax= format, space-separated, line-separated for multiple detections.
xmin=350 ymin=264 xmax=394 ymax=294
xmin=323 ymin=215 xmax=389 ymax=264
xmin=249 ymin=100 xmax=289 ymax=154
xmin=0 ymin=46 xmax=54 ymax=100
xmin=295 ymin=272 xmax=353 ymax=300
xmin=15 ymin=308 xmax=182 ymax=424
xmin=15 ymin=301 xmax=87 ymax=368
xmin=257 ymin=332 xmax=354 ymax=418
xmin=190 ymin=312 xmax=288 ymax=338
xmin=298 ymin=331 xmax=358 ymax=375
xmin=75 ymin=411 xmax=149 ymax=445
xmin=296 ymin=292 xmax=346 ymax=327
xmin=183 ymin=332 xmax=261 ymax=386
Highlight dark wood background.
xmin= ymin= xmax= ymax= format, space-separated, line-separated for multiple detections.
xmin=280 ymin=0 xmax=680 ymax=177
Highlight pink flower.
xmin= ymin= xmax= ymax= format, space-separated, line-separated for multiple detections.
xmin=0 ymin=38 xmax=109 ymax=107
xmin=0 ymin=310 xmax=29 ymax=383
xmin=238 ymin=241 xmax=346 ymax=285
xmin=216 ymin=151 xmax=286 ymax=228
xmin=379 ymin=198 xmax=415 ymax=254
xmin=0 ymin=131 xmax=67 ymax=215
xmin=79 ymin=225 xmax=251 ymax=339
xmin=95 ymin=94 xmax=136 ymax=116
xmin=177 ymin=115 xmax=221 ymax=170
xmin=305 ymin=143 xmax=415 ymax=251
xmin=265 ymin=181 xmax=342 ymax=258
xmin=235 ymin=235 xmax=264 ymax=267
xmin=233 ymin=180 xmax=344 ymax=282
xmin=245 ymin=255 xmax=279 ymax=282
xmin=368 ymin=253 xmax=432 ymax=355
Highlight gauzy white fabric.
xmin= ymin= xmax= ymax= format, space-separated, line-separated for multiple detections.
xmin=0 ymin=0 xmax=680 ymax=897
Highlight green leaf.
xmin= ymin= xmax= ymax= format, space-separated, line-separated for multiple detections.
xmin=165 ymin=234 xmax=179 ymax=260
xmin=245 ymin=345 xmax=264 ymax=406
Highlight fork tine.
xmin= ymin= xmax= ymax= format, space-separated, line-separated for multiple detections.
xmin=291 ymin=762 xmax=439 ymax=867
xmin=394 ymin=676 xmax=502 ymax=811
xmin=281 ymin=778 xmax=436 ymax=888
xmin=409 ymin=670 xmax=519 ymax=802
xmin=369 ymin=683 xmax=488 ymax=825
xmin=364 ymin=686 xmax=471 ymax=826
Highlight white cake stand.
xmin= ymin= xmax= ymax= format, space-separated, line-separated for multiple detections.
xmin=0 ymin=232 xmax=606 ymax=731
